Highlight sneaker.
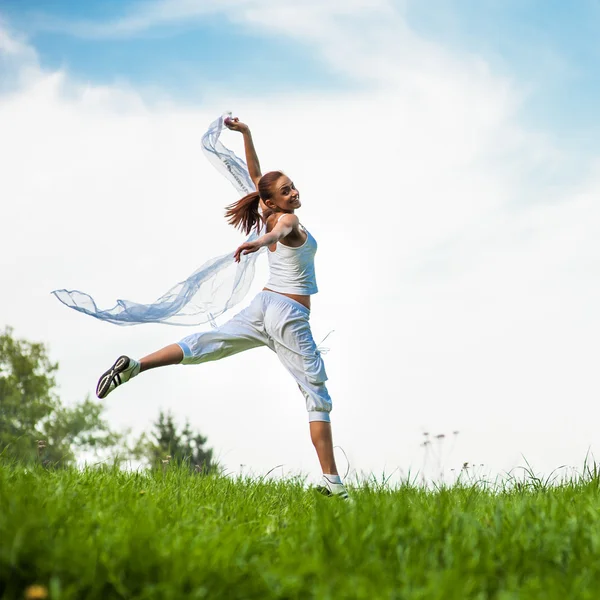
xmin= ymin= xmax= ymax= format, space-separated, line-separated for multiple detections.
xmin=96 ymin=355 xmax=140 ymax=399
xmin=315 ymin=475 xmax=350 ymax=500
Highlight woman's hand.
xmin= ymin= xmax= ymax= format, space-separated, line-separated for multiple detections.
xmin=234 ymin=239 xmax=262 ymax=262
xmin=224 ymin=116 xmax=249 ymax=134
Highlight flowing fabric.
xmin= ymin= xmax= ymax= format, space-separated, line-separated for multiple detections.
xmin=52 ymin=113 xmax=265 ymax=326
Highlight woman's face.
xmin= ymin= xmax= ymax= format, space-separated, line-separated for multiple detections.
xmin=267 ymin=175 xmax=301 ymax=212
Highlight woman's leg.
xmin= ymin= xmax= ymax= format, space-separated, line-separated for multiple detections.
xmin=263 ymin=297 xmax=347 ymax=495
xmin=310 ymin=421 xmax=339 ymax=476
xmin=139 ymin=344 xmax=183 ymax=372
xmin=97 ymin=297 xmax=268 ymax=398
xmin=98 ymin=344 xmax=185 ymax=398
xmin=309 ymin=417 xmax=348 ymax=498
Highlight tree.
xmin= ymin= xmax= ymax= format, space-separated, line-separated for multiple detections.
xmin=134 ymin=410 xmax=216 ymax=473
xmin=0 ymin=327 xmax=122 ymax=466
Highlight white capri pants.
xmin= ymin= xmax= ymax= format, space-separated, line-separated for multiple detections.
xmin=177 ymin=291 xmax=332 ymax=422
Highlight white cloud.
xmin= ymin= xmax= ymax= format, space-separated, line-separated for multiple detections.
xmin=1 ymin=5 xmax=599 ymax=484
xmin=26 ymin=0 xmax=394 ymax=39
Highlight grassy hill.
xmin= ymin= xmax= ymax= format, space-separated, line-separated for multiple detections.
xmin=2 ymin=462 xmax=600 ymax=599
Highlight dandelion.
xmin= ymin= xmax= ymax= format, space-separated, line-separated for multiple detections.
xmin=161 ymin=455 xmax=171 ymax=478
xmin=24 ymin=584 xmax=48 ymax=599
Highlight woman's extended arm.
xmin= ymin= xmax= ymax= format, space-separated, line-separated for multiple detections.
xmin=233 ymin=214 xmax=298 ymax=262
xmin=224 ymin=116 xmax=262 ymax=189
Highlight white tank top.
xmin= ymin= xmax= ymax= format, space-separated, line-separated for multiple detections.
xmin=266 ymin=223 xmax=319 ymax=295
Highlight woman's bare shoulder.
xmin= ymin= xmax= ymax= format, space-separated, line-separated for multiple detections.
xmin=265 ymin=212 xmax=279 ymax=232
xmin=266 ymin=212 xmax=299 ymax=232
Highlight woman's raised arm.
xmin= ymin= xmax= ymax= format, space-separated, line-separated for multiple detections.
xmin=224 ymin=116 xmax=262 ymax=189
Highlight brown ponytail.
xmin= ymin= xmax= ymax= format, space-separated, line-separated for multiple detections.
xmin=224 ymin=170 xmax=285 ymax=235
xmin=225 ymin=191 xmax=262 ymax=235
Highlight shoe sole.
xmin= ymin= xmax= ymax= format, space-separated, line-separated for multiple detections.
xmin=314 ymin=485 xmax=349 ymax=500
xmin=96 ymin=355 xmax=130 ymax=399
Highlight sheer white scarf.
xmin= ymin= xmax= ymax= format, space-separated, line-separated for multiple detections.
xmin=52 ymin=113 xmax=264 ymax=326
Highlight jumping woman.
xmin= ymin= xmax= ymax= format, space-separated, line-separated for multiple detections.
xmin=95 ymin=116 xmax=349 ymax=499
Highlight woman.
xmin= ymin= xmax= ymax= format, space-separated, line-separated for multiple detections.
xmin=96 ymin=117 xmax=348 ymax=499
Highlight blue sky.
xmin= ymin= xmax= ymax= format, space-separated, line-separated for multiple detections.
xmin=1 ymin=0 xmax=347 ymax=98
xmin=2 ymin=0 xmax=599 ymax=144
xmin=406 ymin=0 xmax=600 ymax=143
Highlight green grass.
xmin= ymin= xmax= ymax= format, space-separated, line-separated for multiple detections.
xmin=2 ymin=462 xmax=600 ymax=599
